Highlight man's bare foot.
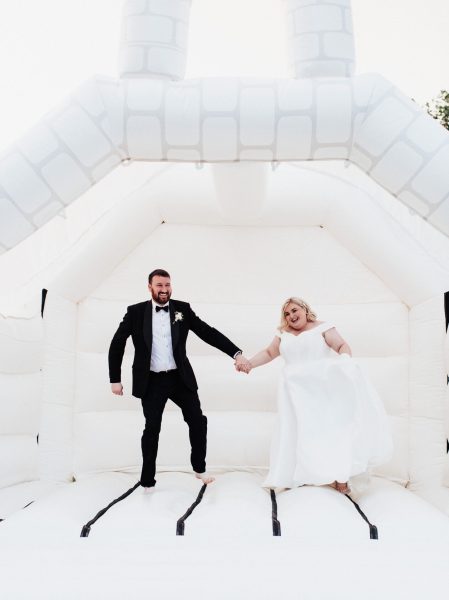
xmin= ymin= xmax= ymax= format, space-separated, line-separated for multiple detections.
xmin=142 ymin=486 xmax=154 ymax=494
xmin=195 ymin=471 xmax=215 ymax=484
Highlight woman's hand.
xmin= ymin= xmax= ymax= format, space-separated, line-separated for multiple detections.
xmin=235 ymin=355 xmax=252 ymax=374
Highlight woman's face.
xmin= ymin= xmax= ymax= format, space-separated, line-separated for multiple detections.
xmin=284 ymin=303 xmax=307 ymax=330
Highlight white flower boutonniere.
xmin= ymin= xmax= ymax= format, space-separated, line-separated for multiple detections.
xmin=173 ymin=311 xmax=184 ymax=324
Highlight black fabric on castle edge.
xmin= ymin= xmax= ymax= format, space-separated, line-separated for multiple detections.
xmin=80 ymin=481 xmax=141 ymax=537
xmin=41 ymin=288 xmax=48 ymax=318
xmin=270 ymin=490 xmax=281 ymax=536
xmin=176 ymin=483 xmax=208 ymax=536
xmin=344 ymin=494 xmax=379 ymax=540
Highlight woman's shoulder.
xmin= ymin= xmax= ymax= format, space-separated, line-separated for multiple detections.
xmin=313 ymin=320 xmax=336 ymax=332
xmin=319 ymin=322 xmax=337 ymax=333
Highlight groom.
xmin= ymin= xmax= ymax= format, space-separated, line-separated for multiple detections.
xmin=108 ymin=269 xmax=250 ymax=491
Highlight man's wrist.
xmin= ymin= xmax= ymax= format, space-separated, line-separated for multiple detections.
xmin=233 ymin=350 xmax=242 ymax=359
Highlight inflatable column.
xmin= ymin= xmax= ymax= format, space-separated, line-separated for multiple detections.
xmin=284 ymin=0 xmax=355 ymax=78
xmin=119 ymin=0 xmax=192 ymax=79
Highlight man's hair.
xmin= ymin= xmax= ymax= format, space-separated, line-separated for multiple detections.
xmin=148 ymin=269 xmax=171 ymax=284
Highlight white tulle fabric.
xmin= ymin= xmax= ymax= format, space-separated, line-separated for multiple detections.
xmin=263 ymin=322 xmax=394 ymax=489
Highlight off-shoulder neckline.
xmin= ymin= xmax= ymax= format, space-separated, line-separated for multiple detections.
xmin=282 ymin=321 xmax=332 ymax=338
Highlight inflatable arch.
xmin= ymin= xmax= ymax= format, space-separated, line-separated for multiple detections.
xmin=1 ymin=1 xmax=449 ymax=597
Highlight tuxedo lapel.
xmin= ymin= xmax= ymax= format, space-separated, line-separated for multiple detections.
xmin=143 ymin=300 xmax=153 ymax=351
xmin=169 ymin=302 xmax=180 ymax=350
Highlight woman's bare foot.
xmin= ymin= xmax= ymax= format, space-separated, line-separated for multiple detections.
xmin=195 ymin=471 xmax=215 ymax=484
xmin=335 ymin=480 xmax=350 ymax=494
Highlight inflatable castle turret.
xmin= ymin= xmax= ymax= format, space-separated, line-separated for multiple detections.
xmin=119 ymin=0 xmax=192 ymax=80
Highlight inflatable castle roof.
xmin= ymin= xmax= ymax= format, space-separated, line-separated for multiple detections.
xmin=1 ymin=0 xmax=449 ymax=252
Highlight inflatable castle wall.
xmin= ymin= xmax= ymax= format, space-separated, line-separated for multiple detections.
xmin=1 ymin=2 xmax=449 ymax=597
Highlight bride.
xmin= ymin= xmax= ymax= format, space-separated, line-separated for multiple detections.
xmin=237 ymin=297 xmax=393 ymax=494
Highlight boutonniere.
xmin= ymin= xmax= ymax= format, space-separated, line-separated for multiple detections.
xmin=173 ymin=311 xmax=184 ymax=324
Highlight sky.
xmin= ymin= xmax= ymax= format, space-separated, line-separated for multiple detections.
xmin=0 ymin=0 xmax=448 ymax=154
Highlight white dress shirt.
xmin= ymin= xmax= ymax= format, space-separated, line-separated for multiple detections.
xmin=150 ymin=302 xmax=177 ymax=372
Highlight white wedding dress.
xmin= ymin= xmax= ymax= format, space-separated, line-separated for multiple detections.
xmin=262 ymin=322 xmax=394 ymax=489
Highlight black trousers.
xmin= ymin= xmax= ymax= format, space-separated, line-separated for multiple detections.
xmin=139 ymin=370 xmax=207 ymax=487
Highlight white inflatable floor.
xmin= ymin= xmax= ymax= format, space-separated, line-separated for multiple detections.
xmin=1 ymin=471 xmax=448 ymax=599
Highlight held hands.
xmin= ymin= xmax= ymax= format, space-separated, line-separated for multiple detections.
xmin=234 ymin=354 xmax=252 ymax=374
xmin=111 ymin=383 xmax=123 ymax=395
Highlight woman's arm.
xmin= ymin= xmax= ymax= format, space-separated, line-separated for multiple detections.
xmin=248 ymin=336 xmax=281 ymax=369
xmin=323 ymin=327 xmax=352 ymax=356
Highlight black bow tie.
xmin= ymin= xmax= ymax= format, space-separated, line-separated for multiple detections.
xmin=155 ymin=305 xmax=169 ymax=313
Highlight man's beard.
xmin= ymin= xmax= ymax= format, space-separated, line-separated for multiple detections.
xmin=152 ymin=291 xmax=171 ymax=304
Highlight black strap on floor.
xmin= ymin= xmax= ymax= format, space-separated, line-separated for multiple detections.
xmin=176 ymin=483 xmax=207 ymax=536
xmin=270 ymin=489 xmax=281 ymax=536
xmin=344 ymin=494 xmax=378 ymax=539
xmin=80 ymin=481 xmax=141 ymax=537
xmin=0 ymin=500 xmax=34 ymax=524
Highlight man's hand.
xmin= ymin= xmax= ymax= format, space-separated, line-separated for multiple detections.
xmin=235 ymin=354 xmax=252 ymax=374
xmin=111 ymin=383 xmax=123 ymax=395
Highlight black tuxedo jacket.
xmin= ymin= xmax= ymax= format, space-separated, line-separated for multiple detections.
xmin=108 ymin=299 xmax=241 ymax=398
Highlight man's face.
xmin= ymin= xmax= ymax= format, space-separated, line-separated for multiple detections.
xmin=148 ymin=276 xmax=172 ymax=304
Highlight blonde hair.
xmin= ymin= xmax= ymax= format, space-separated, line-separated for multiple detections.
xmin=279 ymin=297 xmax=317 ymax=331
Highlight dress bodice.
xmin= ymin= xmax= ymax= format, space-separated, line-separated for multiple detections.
xmin=278 ymin=322 xmax=336 ymax=364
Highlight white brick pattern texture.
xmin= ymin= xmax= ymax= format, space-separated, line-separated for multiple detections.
xmin=285 ymin=0 xmax=356 ymax=78
xmin=1 ymin=1 xmax=449 ymax=251
xmin=119 ymin=0 xmax=191 ymax=80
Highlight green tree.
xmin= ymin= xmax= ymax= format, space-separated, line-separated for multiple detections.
xmin=425 ymin=90 xmax=449 ymax=131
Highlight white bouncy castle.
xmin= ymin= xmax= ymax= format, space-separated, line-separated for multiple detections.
xmin=1 ymin=1 xmax=449 ymax=598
